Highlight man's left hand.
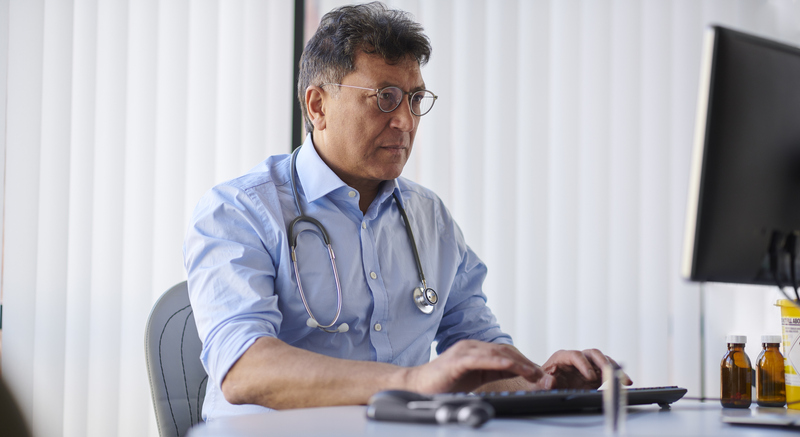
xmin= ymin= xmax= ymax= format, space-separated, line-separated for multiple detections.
xmin=539 ymin=349 xmax=632 ymax=390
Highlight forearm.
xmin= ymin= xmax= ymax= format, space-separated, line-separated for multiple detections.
xmin=221 ymin=336 xmax=411 ymax=409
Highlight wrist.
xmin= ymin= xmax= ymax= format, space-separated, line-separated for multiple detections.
xmin=390 ymin=364 xmax=415 ymax=392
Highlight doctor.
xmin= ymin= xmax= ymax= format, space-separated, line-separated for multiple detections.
xmin=184 ymin=1 xmax=630 ymax=422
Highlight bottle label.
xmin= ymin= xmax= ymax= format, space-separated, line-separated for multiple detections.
xmin=782 ymin=317 xmax=800 ymax=379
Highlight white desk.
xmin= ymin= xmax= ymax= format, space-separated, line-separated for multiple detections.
xmin=187 ymin=400 xmax=800 ymax=437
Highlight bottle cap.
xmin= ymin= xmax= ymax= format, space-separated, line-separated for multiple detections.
xmin=726 ymin=335 xmax=747 ymax=344
xmin=761 ymin=335 xmax=782 ymax=344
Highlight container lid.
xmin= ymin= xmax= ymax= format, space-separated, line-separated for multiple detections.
xmin=726 ymin=335 xmax=747 ymax=344
xmin=761 ymin=335 xmax=782 ymax=344
xmin=776 ymin=299 xmax=800 ymax=308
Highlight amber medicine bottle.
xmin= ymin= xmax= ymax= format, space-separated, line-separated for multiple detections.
xmin=720 ymin=335 xmax=752 ymax=408
xmin=756 ymin=335 xmax=786 ymax=407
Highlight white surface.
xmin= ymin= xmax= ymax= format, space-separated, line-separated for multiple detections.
xmin=186 ymin=401 xmax=800 ymax=437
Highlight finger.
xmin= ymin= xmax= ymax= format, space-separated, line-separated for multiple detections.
xmin=533 ymin=372 xmax=555 ymax=390
xmin=581 ymin=350 xmax=634 ymax=386
xmin=456 ymin=342 xmax=545 ymax=381
xmin=467 ymin=349 xmax=543 ymax=381
xmin=582 ymin=349 xmax=609 ymax=373
xmin=496 ymin=346 xmax=548 ymax=381
xmin=553 ymin=349 xmax=602 ymax=382
xmin=602 ymin=355 xmax=633 ymax=386
xmin=465 ymin=342 xmax=536 ymax=369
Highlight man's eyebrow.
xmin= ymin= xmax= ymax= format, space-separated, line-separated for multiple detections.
xmin=375 ymin=82 xmax=427 ymax=91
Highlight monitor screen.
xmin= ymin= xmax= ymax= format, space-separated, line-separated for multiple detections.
xmin=682 ymin=25 xmax=800 ymax=287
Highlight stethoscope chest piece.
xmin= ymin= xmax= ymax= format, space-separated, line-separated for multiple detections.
xmin=413 ymin=287 xmax=438 ymax=314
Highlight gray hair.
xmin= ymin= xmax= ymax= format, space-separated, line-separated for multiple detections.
xmin=297 ymin=2 xmax=432 ymax=134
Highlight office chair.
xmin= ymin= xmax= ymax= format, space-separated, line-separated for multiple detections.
xmin=145 ymin=281 xmax=208 ymax=437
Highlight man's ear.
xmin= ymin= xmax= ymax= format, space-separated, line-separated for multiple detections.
xmin=305 ymin=86 xmax=326 ymax=131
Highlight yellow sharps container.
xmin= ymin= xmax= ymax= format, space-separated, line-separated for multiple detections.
xmin=777 ymin=300 xmax=800 ymax=409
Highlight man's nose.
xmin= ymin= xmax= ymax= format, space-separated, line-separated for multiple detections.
xmin=390 ymin=97 xmax=417 ymax=132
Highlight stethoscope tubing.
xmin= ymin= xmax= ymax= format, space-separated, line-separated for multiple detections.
xmin=392 ymin=191 xmax=428 ymax=291
xmin=289 ymin=146 xmax=436 ymax=332
xmin=289 ymin=218 xmax=343 ymax=332
xmin=290 ymin=149 xmax=346 ymax=332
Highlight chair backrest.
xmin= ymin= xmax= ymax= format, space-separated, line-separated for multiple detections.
xmin=145 ymin=281 xmax=208 ymax=437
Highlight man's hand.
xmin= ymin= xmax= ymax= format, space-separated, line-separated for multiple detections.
xmin=472 ymin=347 xmax=634 ymax=393
xmin=540 ymin=349 xmax=632 ymax=390
xmin=405 ymin=340 xmax=547 ymax=394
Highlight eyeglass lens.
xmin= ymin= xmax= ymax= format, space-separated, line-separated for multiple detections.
xmin=378 ymin=87 xmax=436 ymax=116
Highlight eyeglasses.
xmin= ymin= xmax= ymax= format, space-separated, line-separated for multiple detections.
xmin=321 ymin=83 xmax=438 ymax=116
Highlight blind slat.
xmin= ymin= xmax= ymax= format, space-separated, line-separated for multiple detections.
xmin=86 ymin=1 xmax=128 ymax=435
xmin=32 ymin=1 xmax=73 ymax=435
xmin=63 ymin=0 xmax=98 ymax=434
xmin=3 ymin=0 xmax=45 ymax=428
xmin=119 ymin=0 xmax=158 ymax=435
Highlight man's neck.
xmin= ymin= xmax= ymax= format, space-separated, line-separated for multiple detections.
xmin=354 ymin=183 xmax=381 ymax=215
xmin=310 ymin=132 xmax=383 ymax=215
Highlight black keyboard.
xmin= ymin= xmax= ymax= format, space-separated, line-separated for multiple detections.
xmin=432 ymin=386 xmax=687 ymax=416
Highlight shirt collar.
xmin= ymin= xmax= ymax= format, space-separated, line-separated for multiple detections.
xmin=295 ymin=134 xmax=348 ymax=204
xmin=295 ymin=134 xmax=404 ymax=211
xmin=379 ymin=179 xmax=403 ymax=208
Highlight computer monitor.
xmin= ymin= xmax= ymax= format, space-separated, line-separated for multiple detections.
xmin=682 ymin=25 xmax=800 ymax=289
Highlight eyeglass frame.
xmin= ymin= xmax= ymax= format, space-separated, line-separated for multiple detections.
xmin=320 ymin=83 xmax=438 ymax=116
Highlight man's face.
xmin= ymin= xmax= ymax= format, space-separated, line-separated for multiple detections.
xmin=313 ymin=51 xmax=424 ymax=190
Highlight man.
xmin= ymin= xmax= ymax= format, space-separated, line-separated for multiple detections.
xmin=184 ymin=2 xmax=630 ymax=421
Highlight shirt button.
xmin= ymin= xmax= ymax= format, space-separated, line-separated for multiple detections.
xmin=374 ymin=323 xmax=382 ymax=331
xmin=370 ymin=272 xmax=377 ymax=279
xmin=348 ymin=191 xmax=356 ymax=198
xmin=361 ymin=222 xmax=366 ymax=229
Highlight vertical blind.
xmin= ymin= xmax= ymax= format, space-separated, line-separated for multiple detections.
xmin=2 ymin=1 xmax=799 ymax=436
xmin=2 ymin=1 xmax=294 ymax=436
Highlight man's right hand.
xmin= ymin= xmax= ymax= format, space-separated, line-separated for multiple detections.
xmin=405 ymin=340 xmax=548 ymax=394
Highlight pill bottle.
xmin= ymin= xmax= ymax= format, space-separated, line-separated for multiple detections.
xmin=756 ymin=335 xmax=786 ymax=407
xmin=720 ymin=335 xmax=752 ymax=408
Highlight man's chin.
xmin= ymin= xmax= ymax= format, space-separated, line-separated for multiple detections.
xmin=371 ymin=159 xmax=408 ymax=180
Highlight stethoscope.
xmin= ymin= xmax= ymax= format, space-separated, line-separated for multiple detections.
xmin=288 ymin=147 xmax=438 ymax=333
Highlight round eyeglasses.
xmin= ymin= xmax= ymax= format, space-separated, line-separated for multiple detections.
xmin=321 ymin=83 xmax=438 ymax=116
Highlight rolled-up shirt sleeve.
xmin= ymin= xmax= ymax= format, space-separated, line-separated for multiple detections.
xmin=183 ymin=182 xmax=283 ymax=391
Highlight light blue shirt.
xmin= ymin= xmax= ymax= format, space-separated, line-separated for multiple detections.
xmin=184 ymin=135 xmax=512 ymax=421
